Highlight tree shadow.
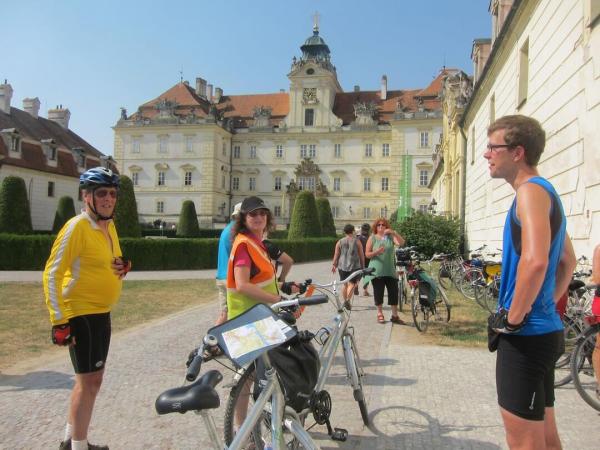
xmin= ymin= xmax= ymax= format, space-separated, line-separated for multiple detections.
xmin=0 ymin=370 xmax=73 ymax=392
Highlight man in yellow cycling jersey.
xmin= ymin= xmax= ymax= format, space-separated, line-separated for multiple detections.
xmin=43 ymin=167 xmax=131 ymax=450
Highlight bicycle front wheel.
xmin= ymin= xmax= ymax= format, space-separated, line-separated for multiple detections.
xmin=437 ymin=264 xmax=449 ymax=290
xmin=343 ymin=334 xmax=369 ymax=425
xmin=570 ymin=325 xmax=600 ymax=411
xmin=459 ymin=268 xmax=483 ymax=300
xmin=398 ymin=275 xmax=408 ymax=312
xmin=554 ymin=314 xmax=583 ymax=387
xmin=411 ymin=285 xmax=429 ymax=332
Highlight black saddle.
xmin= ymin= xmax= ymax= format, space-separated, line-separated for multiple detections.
xmin=155 ymin=370 xmax=223 ymax=414
xmin=569 ymin=279 xmax=586 ymax=291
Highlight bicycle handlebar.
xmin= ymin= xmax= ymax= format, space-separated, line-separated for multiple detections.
xmin=313 ymin=267 xmax=374 ymax=288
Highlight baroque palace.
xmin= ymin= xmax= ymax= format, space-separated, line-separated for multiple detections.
xmin=114 ymin=23 xmax=455 ymax=229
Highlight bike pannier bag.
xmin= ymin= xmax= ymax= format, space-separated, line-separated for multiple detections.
xmin=416 ymin=269 xmax=437 ymax=306
xmin=253 ymin=333 xmax=320 ymax=413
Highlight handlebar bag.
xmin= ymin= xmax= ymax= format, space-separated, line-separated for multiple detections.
xmin=253 ymin=332 xmax=320 ymax=413
xmin=416 ymin=269 xmax=437 ymax=307
xmin=395 ymin=248 xmax=412 ymax=267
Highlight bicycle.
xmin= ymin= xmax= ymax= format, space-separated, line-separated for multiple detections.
xmin=410 ymin=253 xmax=452 ymax=332
xmin=554 ymin=269 xmax=593 ymax=387
xmin=395 ymin=246 xmax=418 ymax=312
xmin=155 ymin=294 xmax=329 ymax=450
xmin=569 ymin=283 xmax=600 ymax=411
xmin=223 ymin=267 xmax=375 ymax=448
xmin=472 ymin=257 xmax=502 ymax=313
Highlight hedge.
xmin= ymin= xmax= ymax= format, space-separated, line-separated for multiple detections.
xmin=0 ymin=234 xmax=336 ymax=270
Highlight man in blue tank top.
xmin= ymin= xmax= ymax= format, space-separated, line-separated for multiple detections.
xmin=485 ymin=115 xmax=576 ymax=449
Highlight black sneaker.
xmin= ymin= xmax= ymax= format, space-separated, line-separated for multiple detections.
xmin=343 ymin=300 xmax=352 ymax=310
xmin=59 ymin=439 xmax=109 ymax=450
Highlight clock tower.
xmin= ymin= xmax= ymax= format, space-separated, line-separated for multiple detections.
xmin=284 ymin=18 xmax=343 ymax=130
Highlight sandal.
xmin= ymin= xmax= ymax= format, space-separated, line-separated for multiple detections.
xmin=377 ymin=312 xmax=385 ymax=324
xmin=390 ymin=315 xmax=406 ymax=325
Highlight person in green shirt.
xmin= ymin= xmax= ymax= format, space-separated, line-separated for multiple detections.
xmin=365 ymin=217 xmax=405 ymax=324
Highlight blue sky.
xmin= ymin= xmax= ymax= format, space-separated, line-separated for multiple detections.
xmin=4 ymin=0 xmax=491 ymax=155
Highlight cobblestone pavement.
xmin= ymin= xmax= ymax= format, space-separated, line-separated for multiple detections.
xmin=1 ymin=261 xmax=598 ymax=449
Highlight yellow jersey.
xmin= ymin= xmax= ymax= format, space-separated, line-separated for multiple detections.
xmin=43 ymin=212 xmax=123 ymax=325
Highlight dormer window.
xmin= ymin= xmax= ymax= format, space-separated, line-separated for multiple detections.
xmin=306 ymin=68 xmax=315 ymax=75
xmin=1 ymin=128 xmax=21 ymax=153
xmin=41 ymin=139 xmax=57 ymax=160
xmin=72 ymin=147 xmax=86 ymax=168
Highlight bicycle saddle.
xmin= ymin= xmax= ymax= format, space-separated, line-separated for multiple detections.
xmin=569 ymin=279 xmax=586 ymax=291
xmin=155 ymin=370 xmax=223 ymax=414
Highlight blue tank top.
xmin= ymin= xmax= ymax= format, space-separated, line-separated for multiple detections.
xmin=498 ymin=177 xmax=564 ymax=335
xmin=216 ymin=222 xmax=234 ymax=280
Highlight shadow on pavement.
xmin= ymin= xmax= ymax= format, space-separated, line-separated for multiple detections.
xmin=361 ymin=405 xmax=502 ymax=450
xmin=326 ymin=372 xmax=416 ymax=387
xmin=0 ymin=370 xmax=73 ymax=392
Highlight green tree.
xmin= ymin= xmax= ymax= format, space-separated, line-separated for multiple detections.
xmin=316 ymin=197 xmax=336 ymax=237
xmin=114 ymin=175 xmax=141 ymax=237
xmin=177 ymin=200 xmax=200 ymax=237
xmin=52 ymin=196 xmax=76 ymax=233
xmin=0 ymin=176 xmax=32 ymax=234
xmin=393 ymin=212 xmax=461 ymax=257
xmin=288 ymin=191 xmax=321 ymax=239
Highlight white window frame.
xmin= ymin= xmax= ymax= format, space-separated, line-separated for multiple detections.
xmin=419 ymin=170 xmax=428 ymax=187
xmin=274 ymin=176 xmax=282 ymax=191
xmin=274 ymin=205 xmax=281 ymax=217
xmin=156 ymin=201 xmax=164 ymax=213
xmin=184 ymin=171 xmax=192 ymax=186
xmin=232 ymin=177 xmax=240 ymax=190
xmin=334 ymin=143 xmax=341 ymax=158
xmin=276 ymin=144 xmax=283 ymax=158
xmin=249 ymin=145 xmax=257 ymax=159
xmin=333 ymin=177 xmax=341 ymax=192
xmin=185 ymin=136 xmax=194 ymax=153
xmin=363 ymin=207 xmax=371 ymax=220
xmin=300 ymin=144 xmax=307 ymax=159
xmin=365 ymin=143 xmax=372 ymax=157
xmin=158 ymin=135 xmax=168 ymax=153
xmin=419 ymin=131 xmax=429 ymax=148
xmin=381 ymin=177 xmax=389 ymax=192
xmin=249 ymin=177 xmax=256 ymax=191
xmin=233 ymin=145 xmax=241 ymax=158
xmin=309 ymin=144 xmax=316 ymax=159
xmin=382 ymin=143 xmax=390 ymax=157
xmin=157 ymin=171 xmax=166 ymax=186
xmin=132 ymin=137 xmax=141 ymax=153
xmin=419 ymin=204 xmax=428 ymax=214
xmin=131 ymin=172 xmax=139 ymax=186
xmin=298 ymin=176 xmax=315 ymax=191
xmin=363 ymin=177 xmax=371 ymax=192
xmin=332 ymin=206 xmax=339 ymax=218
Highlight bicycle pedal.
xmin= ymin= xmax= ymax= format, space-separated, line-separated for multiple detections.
xmin=331 ymin=427 xmax=348 ymax=441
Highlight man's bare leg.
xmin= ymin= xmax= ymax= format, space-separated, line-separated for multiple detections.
xmin=69 ymin=370 xmax=104 ymax=441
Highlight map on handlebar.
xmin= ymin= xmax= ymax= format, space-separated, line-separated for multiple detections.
xmin=207 ymin=303 xmax=298 ymax=367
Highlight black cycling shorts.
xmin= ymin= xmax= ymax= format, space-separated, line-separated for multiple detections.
xmin=496 ymin=330 xmax=564 ymax=421
xmin=68 ymin=312 xmax=112 ymax=374
xmin=338 ymin=269 xmax=361 ymax=284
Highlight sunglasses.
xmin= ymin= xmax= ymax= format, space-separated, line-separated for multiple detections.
xmin=94 ymin=189 xmax=118 ymax=199
xmin=247 ymin=209 xmax=268 ymax=217
xmin=376 ymin=223 xmax=386 ymax=227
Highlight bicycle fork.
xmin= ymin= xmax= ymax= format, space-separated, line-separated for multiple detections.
xmin=342 ymin=328 xmax=364 ymax=399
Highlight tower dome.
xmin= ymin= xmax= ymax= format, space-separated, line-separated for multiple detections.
xmin=300 ymin=23 xmax=331 ymax=63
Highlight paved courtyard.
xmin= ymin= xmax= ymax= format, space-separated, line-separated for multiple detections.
xmin=1 ymin=261 xmax=598 ymax=449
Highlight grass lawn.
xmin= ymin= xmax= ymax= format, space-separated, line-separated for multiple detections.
xmin=397 ymin=278 xmax=490 ymax=348
xmin=0 ymin=280 xmax=216 ymax=370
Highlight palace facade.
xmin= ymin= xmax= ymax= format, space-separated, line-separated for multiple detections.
xmin=114 ymin=24 xmax=456 ymax=229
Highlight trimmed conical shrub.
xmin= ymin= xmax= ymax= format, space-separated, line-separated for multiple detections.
xmin=288 ymin=191 xmax=321 ymax=239
xmin=177 ymin=200 xmax=200 ymax=237
xmin=114 ymin=175 xmax=141 ymax=237
xmin=0 ymin=176 xmax=33 ymax=234
xmin=52 ymin=196 xmax=76 ymax=233
xmin=316 ymin=197 xmax=336 ymax=237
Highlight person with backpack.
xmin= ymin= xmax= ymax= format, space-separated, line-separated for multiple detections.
xmin=332 ymin=224 xmax=365 ymax=310
xmin=364 ymin=217 xmax=405 ymax=324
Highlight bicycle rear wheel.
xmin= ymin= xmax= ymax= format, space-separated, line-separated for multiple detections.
xmin=570 ymin=325 xmax=600 ymax=412
xmin=554 ymin=314 xmax=583 ymax=387
xmin=459 ymin=268 xmax=484 ymax=300
xmin=342 ymin=333 xmax=369 ymax=425
xmin=437 ymin=263 xmax=450 ymax=290
xmin=411 ymin=285 xmax=429 ymax=332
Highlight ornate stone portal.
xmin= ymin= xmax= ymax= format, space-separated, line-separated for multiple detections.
xmin=286 ymin=158 xmax=328 ymax=222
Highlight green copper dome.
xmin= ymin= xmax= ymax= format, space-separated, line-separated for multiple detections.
xmin=300 ymin=29 xmax=331 ymax=61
